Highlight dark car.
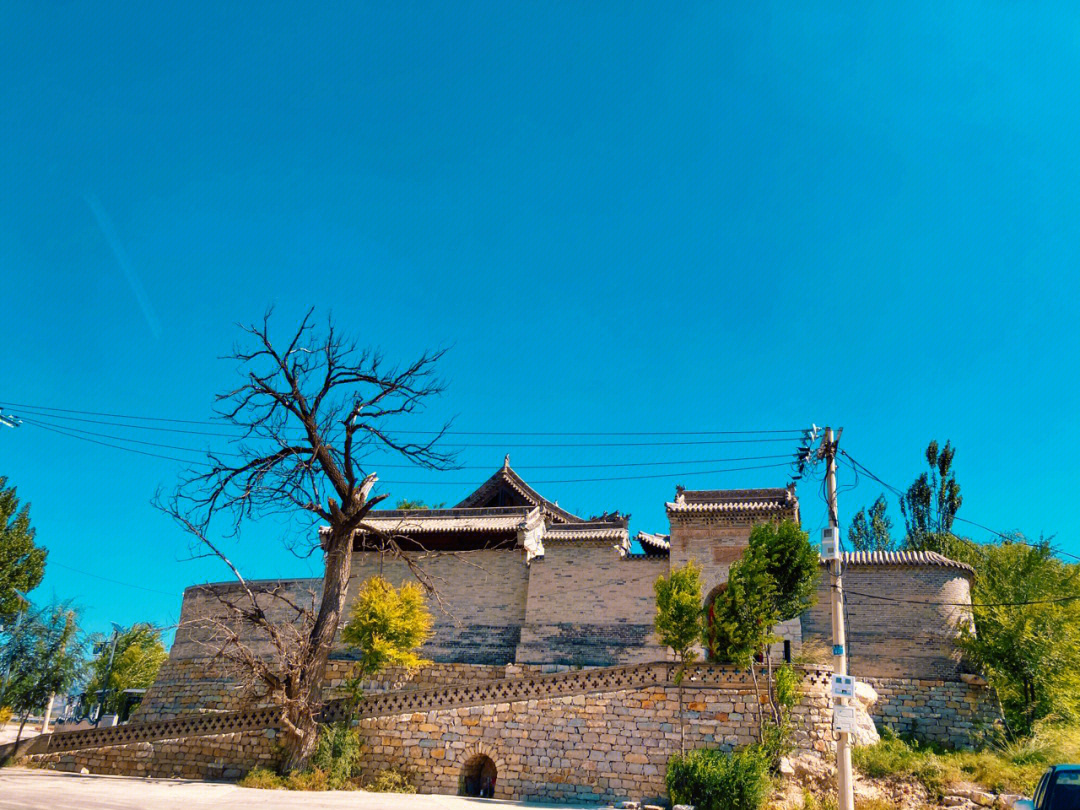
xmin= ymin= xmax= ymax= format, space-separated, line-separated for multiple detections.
xmin=1017 ymin=765 xmax=1080 ymax=810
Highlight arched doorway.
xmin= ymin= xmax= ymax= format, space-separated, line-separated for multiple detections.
xmin=703 ymin=582 xmax=728 ymax=662
xmin=460 ymin=753 xmax=498 ymax=798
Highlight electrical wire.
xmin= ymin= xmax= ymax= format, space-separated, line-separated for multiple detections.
xmin=838 ymin=450 xmax=1080 ymax=564
xmin=843 ymin=588 xmax=1080 ymax=608
xmin=0 ymin=400 xmax=804 ymax=437
xmin=22 ymin=419 xmax=795 ymax=484
xmin=48 ymin=561 xmax=178 ymax=597
xmin=17 ymin=415 xmax=800 ymax=469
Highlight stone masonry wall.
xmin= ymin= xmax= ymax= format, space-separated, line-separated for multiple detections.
xmin=517 ymin=543 xmax=667 ymax=666
xmin=30 ymin=729 xmax=279 ymax=780
xmin=42 ymin=667 xmax=833 ymax=802
xmin=862 ymin=676 xmax=1000 ymax=747
xmin=347 ymin=549 xmax=529 ymax=665
xmin=802 ymin=564 xmax=973 ymax=681
xmin=357 ymin=671 xmax=833 ymax=804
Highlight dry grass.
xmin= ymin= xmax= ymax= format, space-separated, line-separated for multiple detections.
xmin=853 ymin=723 xmax=1080 ymax=797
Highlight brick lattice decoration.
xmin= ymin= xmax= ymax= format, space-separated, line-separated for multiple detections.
xmin=31 ymin=661 xmax=827 ymax=756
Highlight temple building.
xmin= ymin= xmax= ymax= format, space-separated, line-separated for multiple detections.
xmin=335 ymin=459 xmax=974 ymax=679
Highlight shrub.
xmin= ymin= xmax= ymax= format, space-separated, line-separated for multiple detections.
xmin=311 ymin=723 xmax=364 ymax=789
xmin=0 ymin=706 xmax=12 ymax=725
xmin=365 ymin=766 xmax=418 ymax=793
xmin=237 ymin=766 xmax=285 ymax=790
xmin=667 ymin=746 xmax=771 ymax=810
xmin=284 ymin=767 xmax=332 ymax=791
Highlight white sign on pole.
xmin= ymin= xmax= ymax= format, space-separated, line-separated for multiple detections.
xmin=831 ymin=674 xmax=855 ymax=699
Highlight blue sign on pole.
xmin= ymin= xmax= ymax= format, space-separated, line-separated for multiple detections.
xmin=833 ymin=644 xmax=844 ymax=656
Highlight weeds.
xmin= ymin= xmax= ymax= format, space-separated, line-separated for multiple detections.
xmin=853 ymin=721 xmax=1080 ymax=797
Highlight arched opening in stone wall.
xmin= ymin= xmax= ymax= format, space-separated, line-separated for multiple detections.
xmin=460 ymin=753 xmax=497 ymax=798
xmin=703 ymin=582 xmax=729 ymax=662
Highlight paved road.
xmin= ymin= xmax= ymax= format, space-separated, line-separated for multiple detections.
xmin=0 ymin=768 xmax=605 ymax=810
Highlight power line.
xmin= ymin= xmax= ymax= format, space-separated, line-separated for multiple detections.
xmin=10 ymin=408 xmax=800 ymax=446
xmin=373 ymin=462 xmax=794 ymax=485
xmin=48 ymin=561 xmax=177 ymax=597
xmin=28 ymin=419 xmax=216 ymax=467
xmin=0 ymin=401 xmax=804 ymax=437
xmin=18 ymin=415 xmax=798 ymax=469
xmin=19 ymin=417 xmax=243 ymax=458
xmin=22 ymin=419 xmax=794 ymax=484
xmin=837 ymin=450 xmax=1080 ymax=564
xmin=843 ymin=587 xmax=1080 ymax=609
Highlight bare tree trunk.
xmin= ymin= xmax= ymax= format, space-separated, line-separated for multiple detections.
xmin=14 ymin=710 xmax=29 ymax=748
xmin=748 ymin=660 xmax=764 ymax=744
xmin=766 ymin=647 xmax=780 ymax=726
xmin=281 ymin=713 xmax=321 ymax=773
xmin=279 ymin=529 xmax=353 ymax=772
xmin=679 ymin=676 xmax=685 ymax=755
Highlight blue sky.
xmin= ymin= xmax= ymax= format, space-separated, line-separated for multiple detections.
xmin=2 ymin=1 xmax=1079 ymax=641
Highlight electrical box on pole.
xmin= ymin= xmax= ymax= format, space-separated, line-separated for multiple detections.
xmin=821 ymin=527 xmax=841 ymax=560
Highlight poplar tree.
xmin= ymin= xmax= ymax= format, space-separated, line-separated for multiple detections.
xmin=901 ymin=440 xmax=963 ymax=554
xmin=0 ymin=478 xmax=46 ymax=618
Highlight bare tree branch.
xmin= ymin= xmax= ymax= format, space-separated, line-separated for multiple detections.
xmin=156 ymin=310 xmax=454 ymax=770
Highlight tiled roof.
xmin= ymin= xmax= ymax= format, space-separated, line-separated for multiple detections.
xmin=636 ymin=532 xmax=671 ymax=551
xmin=455 ymin=461 xmax=583 ymax=524
xmin=666 ymin=487 xmax=797 ymax=515
xmin=545 ymin=522 xmax=629 ymax=543
xmin=353 ymin=506 xmax=540 ymax=534
xmin=832 ymin=550 xmax=974 ymax=574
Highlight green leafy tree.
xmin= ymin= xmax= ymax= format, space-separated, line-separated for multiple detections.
xmin=958 ymin=535 xmax=1080 ymax=735
xmin=394 ymin=499 xmax=445 ymax=509
xmin=753 ymin=520 xmax=820 ymax=621
xmin=1 ymin=602 xmax=83 ymax=753
xmin=654 ymin=561 xmax=704 ymax=753
xmin=848 ymin=495 xmax=895 ymax=552
xmin=705 ymin=521 xmax=817 ymax=760
xmin=83 ymin=624 xmax=168 ymax=714
xmin=340 ymin=576 xmax=433 ymax=713
xmin=901 ymin=440 xmax=963 ymax=554
xmin=0 ymin=477 xmax=47 ymax=617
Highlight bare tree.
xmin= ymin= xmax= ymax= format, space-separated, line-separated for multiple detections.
xmin=158 ymin=309 xmax=454 ymax=771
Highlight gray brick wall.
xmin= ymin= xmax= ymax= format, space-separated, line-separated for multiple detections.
xmin=517 ymin=543 xmax=667 ymax=666
xmin=802 ymin=564 xmax=973 ymax=680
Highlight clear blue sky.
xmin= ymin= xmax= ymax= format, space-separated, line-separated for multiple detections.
xmin=2 ymin=1 xmax=1079 ymax=642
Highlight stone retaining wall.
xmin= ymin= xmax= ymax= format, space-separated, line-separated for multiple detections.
xmin=862 ymin=676 xmax=1000 ymax=746
xmin=136 ymin=659 xmax=552 ymax=722
xmin=29 ymin=729 xmax=279 ymax=780
xmin=357 ymin=676 xmax=833 ymax=804
xmin=36 ymin=666 xmax=832 ymax=804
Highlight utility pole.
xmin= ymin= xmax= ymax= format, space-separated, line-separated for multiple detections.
xmin=823 ymin=427 xmax=855 ymax=810
xmin=94 ymin=623 xmax=123 ymax=727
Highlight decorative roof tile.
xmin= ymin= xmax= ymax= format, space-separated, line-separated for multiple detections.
xmin=545 ymin=522 xmax=629 ymax=543
xmin=831 ymin=550 xmax=974 ymax=574
xmin=352 ymin=506 xmax=540 ymax=534
xmin=455 ymin=459 xmax=583 ymax=524
xmin=666 ymin=486 xmax=797 ymax=515
xmin=636 ymin=532 xmax=671 ymax=551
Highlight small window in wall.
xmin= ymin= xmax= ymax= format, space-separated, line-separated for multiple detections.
xmin=783 ymin=640 xmax=792 ymax=663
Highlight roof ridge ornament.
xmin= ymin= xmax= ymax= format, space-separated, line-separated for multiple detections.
xmin=503 ymin=454 xmax=510 ymax=469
